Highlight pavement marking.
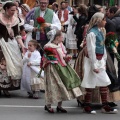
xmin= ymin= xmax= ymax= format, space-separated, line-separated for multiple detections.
xmin=0 ymin=105 xmax=78 ymax=109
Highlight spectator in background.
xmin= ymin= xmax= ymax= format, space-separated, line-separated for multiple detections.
xmin=21 ymin=4 xmax=30 ymax=20
xmin=65 ymin=0 xmax=72 ymax=12
xmin=52 ymin=2 xmax=58 ymax=14
xmin=57 ymin=1 xmax=69 ymax=25
xmin=25 ymin=0 xmax=61 ymax=49
xmin=34 ymin=0 xmax=39 ymax=8
xmin=14 ymin=0 xmax=22 ymax=15
xmin=73 ymin=4 xmax=88 ymax=50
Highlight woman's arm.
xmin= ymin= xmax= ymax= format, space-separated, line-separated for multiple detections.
xmin=13 ymin=24 xmax=26 ymax=53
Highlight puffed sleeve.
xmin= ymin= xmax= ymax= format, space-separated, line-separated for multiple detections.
xmin=30 ymin=51 xmax=41 ymax=66
xmin=50 ymin=12 xmax=61 ymax=30
xmin=86 ymin=32 xmax=98 ymax=70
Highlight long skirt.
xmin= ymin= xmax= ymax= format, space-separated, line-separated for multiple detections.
xmin=74 ymin=48 xmax=120 ymax=102
xmin=0 ymin=38 xmax=22 ymax=90
xmin=44 ymin=64 xmax=82 ymax=105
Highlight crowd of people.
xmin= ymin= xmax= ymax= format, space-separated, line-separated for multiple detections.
xmin=0 ymin=0 xmax=120 ymax=114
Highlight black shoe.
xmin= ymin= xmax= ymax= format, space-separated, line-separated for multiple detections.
xmin=72 ymin=55 xmax=77 ymax=59
xmin=44 ymin=105 xmax=54 ymax=113
xmin=56 ymin=106 xmax=67 ymax=113
xmin=77 ymin=100 xmax=84 ymax=107
xmin=27 ymin=92 xmax=33 ymax=98
xmin=40 ymin=90 xmax=45 ymax=93
xmin=108 ymin=102 xmax=117 ymax=107
xmin=3 ymin=90 xmax=11 ymax=98
xmin=101 ymin=103 xmax=118 ymax=114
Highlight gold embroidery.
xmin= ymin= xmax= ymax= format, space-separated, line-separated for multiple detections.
xmin=100 ymin=41 xmax=104 ymax=46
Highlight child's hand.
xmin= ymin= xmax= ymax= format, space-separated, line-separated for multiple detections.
xmin=0 ymin=64 xmax=6 ymax=70
xmin=28 ymin=52 xmax=31 ymax=58
xmin=93 ymin=69 xmax=99 ymax=73
xmin=64 ymin=55 xmax=72 ymax=62
xmin=27 ymin=62 xmax=31 ymax=67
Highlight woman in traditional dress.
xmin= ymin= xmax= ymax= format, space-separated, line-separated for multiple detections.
xmin=81 ymin=12 xmax=117 ymax=114
xmin=0 ymin=2 xmax=25 ymax=97
xmin=19 ymin=4 xmax=33 ymax=49
xmin=41 ymin=29 xmax=82 ymax=113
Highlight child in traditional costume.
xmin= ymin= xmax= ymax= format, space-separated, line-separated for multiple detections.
xmin=81 ymin=12 xmax=118 ymax=114
xmin=41 ymin=29 xmax=82 ymax=113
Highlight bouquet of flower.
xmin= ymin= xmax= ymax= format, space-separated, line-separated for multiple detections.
xmin=36 ymin=17 xmax=46 ymax=33
xmin=105 ymin=32 xmax=120 ymax=61
xmin=36 ymin=17 xmax=45 ymax=24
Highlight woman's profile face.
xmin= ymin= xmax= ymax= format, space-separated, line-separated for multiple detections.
xmin=98 ymin=18 xmax=106 ymax=27
xmin=6 ymin=6 xmax=16 ymax=17
xmin=21 ymin=8 xmax=27 ymax=16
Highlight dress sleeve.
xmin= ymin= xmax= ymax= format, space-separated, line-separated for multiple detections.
xmin=23 ymin=52 xmax=29 ymax=64
xmin=24 ymin=24 xmax=34 ymax=32
xmin=86 ymin=32 xmax=98 ymax=70
xmin=12 ymin=24 xmax=20 ymax=37
xmin=30 ymin=51 xmax=41 ymax=66
xmin=50 ymin=12 xmax=61 ymax=30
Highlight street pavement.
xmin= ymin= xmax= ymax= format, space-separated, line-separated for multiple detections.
xmin=0 ymin=59 xmax=120 ymax=120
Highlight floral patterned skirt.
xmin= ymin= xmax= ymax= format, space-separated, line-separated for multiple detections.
xmin=44 ymin=64 xmax=82 ymax=105
xmin=0 ymin=69 xmax=20 ymax=90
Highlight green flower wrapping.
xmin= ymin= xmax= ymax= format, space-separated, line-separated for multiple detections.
xmin=105 ymin=32 xmax=120 ymax=61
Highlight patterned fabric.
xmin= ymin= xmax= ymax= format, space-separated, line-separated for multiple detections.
xmin=44 ymin=64 xmax=82 ymax=105
xmin=53 ymin=64 xmax=81 ymax=90
xmin=58 ymin=9 xmax=69 ymax=22
xmin=89 ymin=26 xmax=104 ymax=54
xmin=0 ymin=69 xmax=20 ymax=90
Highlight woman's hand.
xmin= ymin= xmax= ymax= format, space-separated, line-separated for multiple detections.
xmin=22 ymin=47 xmax=28 ymax=55
xmin=93 ymin=69 xmax=99 ymax=73
xmin=0 ymin=64 xmax=6 ymax=70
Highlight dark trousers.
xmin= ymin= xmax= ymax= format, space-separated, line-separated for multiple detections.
xmin=117 ymin=49 xmax=120 ymax=89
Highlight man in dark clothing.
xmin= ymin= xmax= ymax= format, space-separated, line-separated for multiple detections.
xmin=107 ymin=7 xmax=120 ymax=88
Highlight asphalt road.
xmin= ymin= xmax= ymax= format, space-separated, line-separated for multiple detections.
xmin=0 ymin=89 xmax=120 ymax=120
xmin=0 ymin=59 xmax=120 ymax=120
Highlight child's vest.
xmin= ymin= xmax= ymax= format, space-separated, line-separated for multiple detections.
xmin=88 ymin=26 xmax=104 ymax=54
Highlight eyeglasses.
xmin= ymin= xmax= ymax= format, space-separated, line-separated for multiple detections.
xmin=40 ymin=2 xmax=48 ymax=5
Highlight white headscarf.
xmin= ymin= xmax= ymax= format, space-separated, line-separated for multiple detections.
xmin=47 ymin=29 xmax=57 ymax=42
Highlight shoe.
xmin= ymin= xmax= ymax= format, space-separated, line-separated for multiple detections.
xmin=3 ymin=90 xmax=11 ymax=98
xmin=77 ymin=100 xmax=84 ymax=107
xmin=101 ymin=104 xmax=118 ymax=114
xmin=56 ymin=106 xmax=67 ymax=113
xmin=33 ymin=91 xmax=39 ymax=99
xmin=83 ymin=104 xmax=96 ymax=114
xmin=27 ymin=92 xmax=33 ymax=98
xmin=40 ymin=90 xmax=45 ymax=93
xmin=108 ymin=102 xmax=117 ymax=107
xmin=44 ymin=105 xmax=54 ymax=113
xmin=72 ymin=55 xmax=77 ymax=59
